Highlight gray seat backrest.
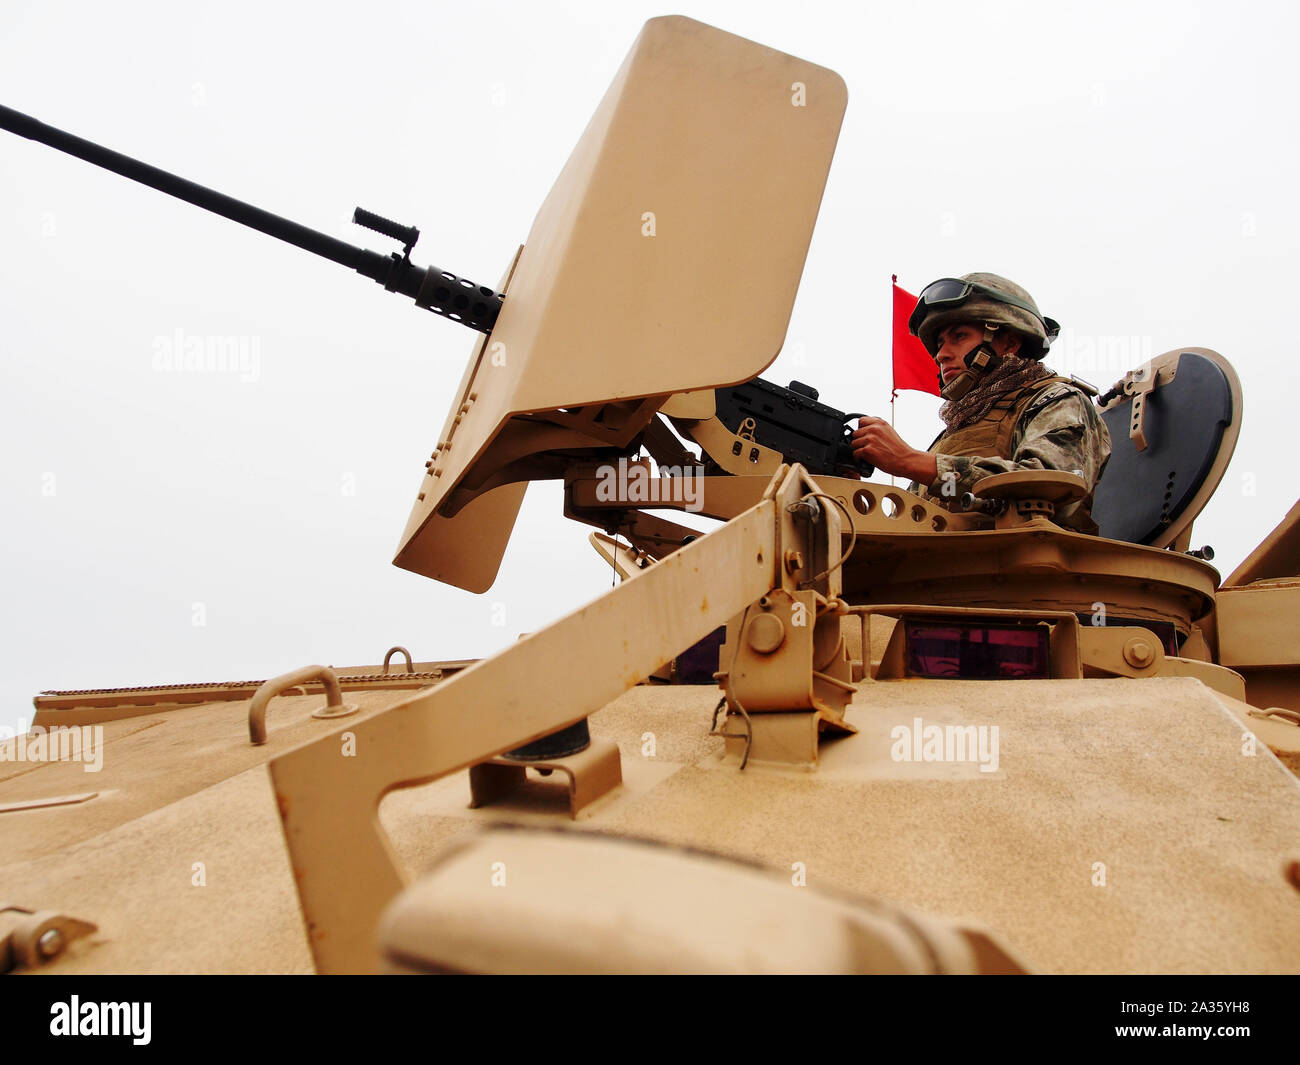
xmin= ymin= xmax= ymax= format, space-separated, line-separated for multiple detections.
xmin=1092 ymin=349 xmax=1240 ymax=548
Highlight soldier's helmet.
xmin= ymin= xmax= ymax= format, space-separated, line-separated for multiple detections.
xmin=909 ymin=272 xmax=1060 ymax=360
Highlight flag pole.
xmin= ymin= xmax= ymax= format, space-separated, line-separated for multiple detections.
xmin=889 ymin=390 xmax=896 ymax=488
xmin=889 ymin=275 xmax=897 ymax=487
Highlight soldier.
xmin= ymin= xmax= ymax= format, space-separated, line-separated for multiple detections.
xmin=850 ymin=273 xmax=1111 ymax=534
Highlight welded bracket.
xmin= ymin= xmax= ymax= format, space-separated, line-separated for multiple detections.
xmin=1125 ymin=366 xmax=1157 ymax=451
xmin=0 ymin=903 xmax=97 ymax=972
xmin=711 ymin=477 xmax=858 ymax=767
xmin=715 ymin=589 xmax=858 ymax=767
xmin=468 ymin=737 xmax=623 ymax=819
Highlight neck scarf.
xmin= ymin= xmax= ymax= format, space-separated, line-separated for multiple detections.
xmin=939 ymin=354 xmax=1052 ymax=432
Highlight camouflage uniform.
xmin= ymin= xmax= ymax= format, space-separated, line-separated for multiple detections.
xmin=904 ymin=272 xmax=1110 ymax=534
xmin=908 ymin=373 xmax=1112 ymax=534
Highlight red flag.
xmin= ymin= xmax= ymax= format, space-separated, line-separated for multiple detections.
xmin=892 ymin=278 xmax=941 ymax=397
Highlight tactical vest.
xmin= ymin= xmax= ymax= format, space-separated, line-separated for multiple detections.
xmin=925 ymin=374 xmax=1102 ymax=534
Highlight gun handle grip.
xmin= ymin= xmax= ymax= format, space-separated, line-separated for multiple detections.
xmin=352 ymin=207 xmax=419 ymax=250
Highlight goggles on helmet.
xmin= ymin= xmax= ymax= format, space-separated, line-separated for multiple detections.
xmin=907 ymin=277 xmax=1050 ymax=337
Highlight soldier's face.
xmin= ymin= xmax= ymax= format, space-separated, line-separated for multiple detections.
xmin=934 ymin=324 xmax=987 ymax=384
xmin=934 ymin=323 xmax=1022 ymax=384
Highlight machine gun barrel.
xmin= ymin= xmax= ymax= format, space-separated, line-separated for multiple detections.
xmin=0 ymin=103 xmax=503 ymax=334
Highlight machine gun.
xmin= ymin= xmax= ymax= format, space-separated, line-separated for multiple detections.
xmin=0 ymin=104 xmax=505 ymax=333
xmin=712 ymin=377 xmax=873 ymax=479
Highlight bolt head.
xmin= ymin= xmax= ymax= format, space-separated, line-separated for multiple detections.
xmin=37 ymin=928 xmax=64 ymax=959
xmin=783 ymin=550 xmax=804 ymax=574
xmin=1124 ymin=639 xmax=1154 ymax=668
xmin=747 ymin=613 xmax=785 ymax=654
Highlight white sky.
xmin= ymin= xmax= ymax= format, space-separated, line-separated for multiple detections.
xmin=2 ymin=0 xmax=1296 ymax=734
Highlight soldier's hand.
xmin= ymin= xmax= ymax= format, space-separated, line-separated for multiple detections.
xmin=850 ymin=417 xmax=912 ymax=475
xmin=850 ymin=417 xmax=940 ymax=485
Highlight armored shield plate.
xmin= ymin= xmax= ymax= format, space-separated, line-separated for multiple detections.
xmin=394 ymin=15 xmax=847 ymax=591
